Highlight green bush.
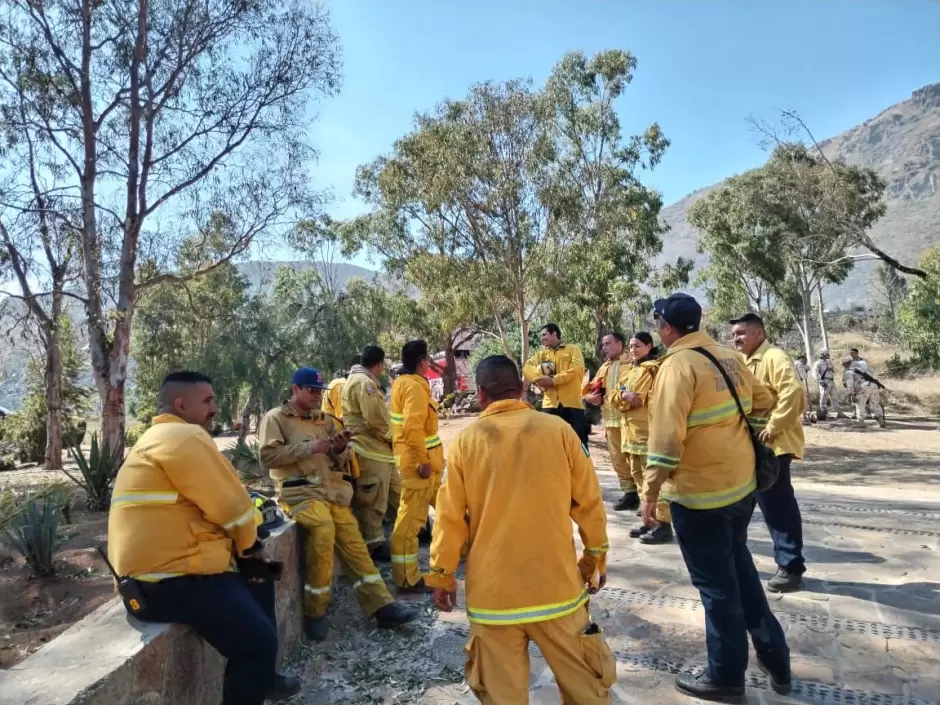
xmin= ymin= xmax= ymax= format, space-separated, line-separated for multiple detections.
xmin=227 ymin=438 xmax=267 ymax=488
xmin=124 ymin=424 xmax=148 ymax=448
xmin=5 ymin=496 xmax=61 ymax=577
xmin=65 ymin=434 xmax=119 ymax=512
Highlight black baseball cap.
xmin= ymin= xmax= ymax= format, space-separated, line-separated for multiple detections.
xmin=653 ymin=293 xmax=702 ymax=333
xmin=729 ymin=312 xmax=764 ymax=326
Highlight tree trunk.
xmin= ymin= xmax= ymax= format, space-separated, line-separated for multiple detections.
xmin=799 ymin=287 xmax=814 ymax=362
xmin=519 ymin=316 xmax=530 ymax=368
xmin=442 ymin=337 xmax=457 ymax=396
xmin=239 ymin=388 xmax=255 ymax=441
xmin=593 ymin=311 xmax=606 ymax=365
xmin=43 ymin=321 xmax=64 ymax=470
xmin=94 ymin=315 xmax=132 ymax=474
xmin=817 ymin=284 xmax=829 ymax=352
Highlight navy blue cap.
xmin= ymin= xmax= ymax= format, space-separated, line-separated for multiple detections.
xmin=654 ymin=293 xmax=702 ymax=332
xmin=291 ymin=367 xmax=328 ymax=390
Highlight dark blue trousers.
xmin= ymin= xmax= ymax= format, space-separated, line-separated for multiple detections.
xmin=757 ymin=454 xmax=806 ymax=574
xmin=136 ymin=573 xmax=278 ymax=705
xmin=671 ymin=494 xmax=789 ymax=685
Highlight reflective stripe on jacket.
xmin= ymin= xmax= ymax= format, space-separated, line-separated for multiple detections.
xmin=343 ymin=367 xmax=394 ymax=463
xmin=645 ymin=332 xmax=776 ymax=510
xmin=426 ymin=399 xmax=608 ymax=625
xmin=390 ymin=373 xmax=445 ymax=484
xmin=107 ymin=414 xmax=257 ymax=580
xmin=742 ymin=341 xmax=806 ymax=459
xmin=522 ymin=344 xmax=586 ymax=409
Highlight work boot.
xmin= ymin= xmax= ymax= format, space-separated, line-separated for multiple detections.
xmin=877 ymin=417 xmax=886 ymax=428
xmin=613 ymin=491 xmax=640 ymax=512
xmin=640 ymin=522 xmax=674 ymax=544
xmin=766 ymin=567 xmax=802 ymax=593
xmin=369 ymin=541 xmax=391 ymax=563
xmin=398 ymin=577 xmax=433 ymax=595
xmin=304 ymin=616 xmax=329 ymax=642
xmin=629 ymin=523 xmax=650 ymax=538
xmin=756 ymin=651 xmax=793 ymax=695
xmin=418 ymin=517 xmax=433 ymax=545
xmin=375 ymin=601 xmax=420 ymax=629
xmin=675 ymin=672 xmax=746 ymax=703
xmin=267 ymin=673 xmax=303 ymax=702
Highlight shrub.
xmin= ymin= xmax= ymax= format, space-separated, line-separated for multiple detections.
xmin=65 ymin=434 xmax=119 ymax=512
xmin=227 ymin=438 xmax=267 ymax=488
xmin=4 ymin=495 xmax=62 ymax=577
xmin=124 ymin=424 xmax=148 ymax=448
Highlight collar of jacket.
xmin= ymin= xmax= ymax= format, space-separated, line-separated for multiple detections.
xmin=151 ymin=413 xmax=187 ymax=426
xmin=349 ymin=364 xmax=380 ymax=384
xmin=280 ymin=401 xmax=323 ymax=420
xmin=546 ymin=343 xmax=566 ymax=351
xmin=663 ymin=330 xmax=718 ymax=355
xmin=479 ymin=398 xmax=532 ymax=418
xmin=744 ymin=339 xmax=772 ymax=363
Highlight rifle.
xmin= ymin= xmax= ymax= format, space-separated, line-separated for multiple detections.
xmin=851 ymin=366 xmax=887 ymax=390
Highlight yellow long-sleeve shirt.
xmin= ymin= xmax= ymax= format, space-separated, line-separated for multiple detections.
xmin=645 ymin=331 xmax=777 ymax=510
xmin=390 ymin=373 xmax=444 ymax=486
xmin=108 ymin=414 xmax=257 ymax=581
xmin=522 ymin=344 xmax=586 ymax=409
xmin=742 ymin=340 xmax=806 ymax=459
xmin=322 ymin=377 xmax=346 ymax=419
xmin=615 ymin=359 xmax=660 ymax=455
xmin=342 ymin=367 xmax=394 ymax=463
xmin=581 ymin=352 xmax=632 ymax=428
xmin=426 ymin=399 xmax=608 ymax=625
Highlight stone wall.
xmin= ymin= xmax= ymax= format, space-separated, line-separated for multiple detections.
xmin=0 ymin=521 xmax=301 ymax=705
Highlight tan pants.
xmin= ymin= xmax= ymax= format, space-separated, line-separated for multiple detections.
xmin=464 ymin=605 xmax=616 ymax=704
xmin=627 ymin=453 xmax=671 ymax=523
xmin=352 ymin=455 xmax=398 ymax=549
xmin=390 ymin=472 xmax=442 ymax=587
xmin=291 ymin=500 xmax=393 ymax=618
xmin=604 ymin=427 xmax=635 ymax=493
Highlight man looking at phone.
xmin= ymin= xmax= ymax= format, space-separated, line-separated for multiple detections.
xmin=108 ymin=371 xmax=300 ymax=705
xmin=259 ymin=367 xmax=418 ymax=643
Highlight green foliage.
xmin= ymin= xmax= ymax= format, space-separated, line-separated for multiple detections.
xmin=227 ymin=438 xmax=267 ymax=488
xmin=898 ymin=246 xmax=940 ymax=368
xmin=873 ymin=263 xmax=908 ymax=342
xmin=65 ymin=434 xmax=119 ymax=512
xmin=124 ymin=424 xmax=148 ymax=448
xmin=4 ymin=495 xmax=61 ymax=576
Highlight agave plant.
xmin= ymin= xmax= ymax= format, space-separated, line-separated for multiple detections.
xmin=5 ymin=494 xmax=62 ymax=577
xmin=65 ymin=433 xmax=120 ymax=512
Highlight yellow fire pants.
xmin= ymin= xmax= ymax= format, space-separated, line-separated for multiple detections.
xmin=290 ymin=500 xmax=394 ymax=618
xmin=604 ymin=427 xmax=636 ymax=493
xmin=352 ymin=455 xmax=398 ymax=549
xmin=390 ymin=472 xmax=441 ymax=587
xmin=464 ymin=605 xmax=616 ymax=704
xmin=627 ymin=453 xmax=671 ymax=523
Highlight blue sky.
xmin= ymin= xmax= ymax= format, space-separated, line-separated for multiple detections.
xmin=304 ymin=0 xmax=939 ymax=268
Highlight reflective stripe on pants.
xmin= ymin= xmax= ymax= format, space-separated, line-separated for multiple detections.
xmin=390 ymin=471 xmax=441 ymax=587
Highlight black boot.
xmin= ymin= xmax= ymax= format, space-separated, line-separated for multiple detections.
xmin=397 ymin=577 xmax=433 ymax=595
xmin=640 ymin=522 xmax=674 ymax=544
xmin=629 ymin=523 xmax=650 ymax=538
xmin=766 ymin=567 xmax=802 ymax=593
xmin=417 ymin=517 xmax=433 ymax=545
xmin=675 ymin=672 xmax=746 ymax=703
xmin=266 ymin=673 xmax=303 ymax=702
xmin=369 ymin=541 xmax=391 ymax=563
xmin=613 ymin=491 xmax=640 ymax=512
xmin=375 ymin=601 xmax=420 ymax=629
xmin=756 ymin=651 xmax=793 ymax=695
xmin=304 ymin=616 xmax=329 ymax=642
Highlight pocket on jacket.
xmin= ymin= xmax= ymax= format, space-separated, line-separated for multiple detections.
xmin=353 ymin=481 xmax=380 ymax=508
xmin=463 ymin=635 xmax=486 ymax=697
xmin=579 ymin=626 xmax=617 ymax=689
xmin=189 ymin=520 xmax=224 ymax=543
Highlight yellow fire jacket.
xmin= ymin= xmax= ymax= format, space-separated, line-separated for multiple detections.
xmin=108 ymin=414 xmax=257 ymax=581
xmin=615 ymin=359 xmax=661 ymax=455
xmin=342 ymin=367 xmax=394 ymax=464
xmin=645 ymin=331 xmax=776 ymax=510
xmin=426 ymin=399 xmax=608 ymax=625
xmin=258 ymin=403 xmax=355 ymax=509
xmin=390 ymin=373 xmax=445 ymax=486
xmin=321 ymin=377 xmax=346 ymax=419
xmin=742 ymin=340 xmax=806 ymax=459
xmin=522 ymin=343 xmax=586 ymax=409
xmin=581 ymin=352 xmax=632 ymax=428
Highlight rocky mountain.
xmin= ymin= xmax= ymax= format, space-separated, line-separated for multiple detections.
xmin=658 ymin=82 xmax=940 ymax=309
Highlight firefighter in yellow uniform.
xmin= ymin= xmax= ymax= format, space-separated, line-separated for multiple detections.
xmin=582 ymin=332 xmax=637 ymax=510
xmin=259 ymin=367 xmax=418 ymax=642
xmin=322 ymin=377 xmax=346 ymax=419
xmin=523 ymin=322 xmax=589 ymax=446
xmin=428 ymin=355 xmax=615 ymax=705
xmin=616 ymin=331 xmax=672 ymax=544
xmin=342 ymin=346 xmax=400 ymax=562
xmin=389 ymin=340 xmax=445 ymax=592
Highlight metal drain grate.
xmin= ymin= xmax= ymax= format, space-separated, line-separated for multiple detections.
xmin=596 ymin=587 xmax=940 ymax=643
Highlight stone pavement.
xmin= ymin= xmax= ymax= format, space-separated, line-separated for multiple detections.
xmin=292 ymin=426 xmax=940 ymax=705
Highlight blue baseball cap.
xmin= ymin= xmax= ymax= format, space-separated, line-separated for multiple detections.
xmin=653 ymin=293 xmax=702 ymax=333
xmin=291 ymin=367 xmax=328 ymax=390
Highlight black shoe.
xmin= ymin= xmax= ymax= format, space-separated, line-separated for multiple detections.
xmin=640 ymin=522 xmax=674 ymax=544
xmin=675 ymin=672 xmax=746 ymax=703
xmin=613 ymin=491 xmax=640 ymax=512
xmin=304 ymin=616 xmax=329 ymax=642
xmin=767 ymin=567 xmax=803 ymax=593
xmin=629 ymin=523 xmax=650 ymax=538
xmin=369 ymin=541 xmax=391 ymax=563
xmin=756 ymin=651 xmax=793 ymax=695
xmin=418 ymin=517 xmax=433 ymax=545
xmin=267 ymin=672 xmax=302 ymax=702
xmin=397 ymin=577 xmax=433 ymax=595
xmin=375 ymin=601 xmax=420 ymax=629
